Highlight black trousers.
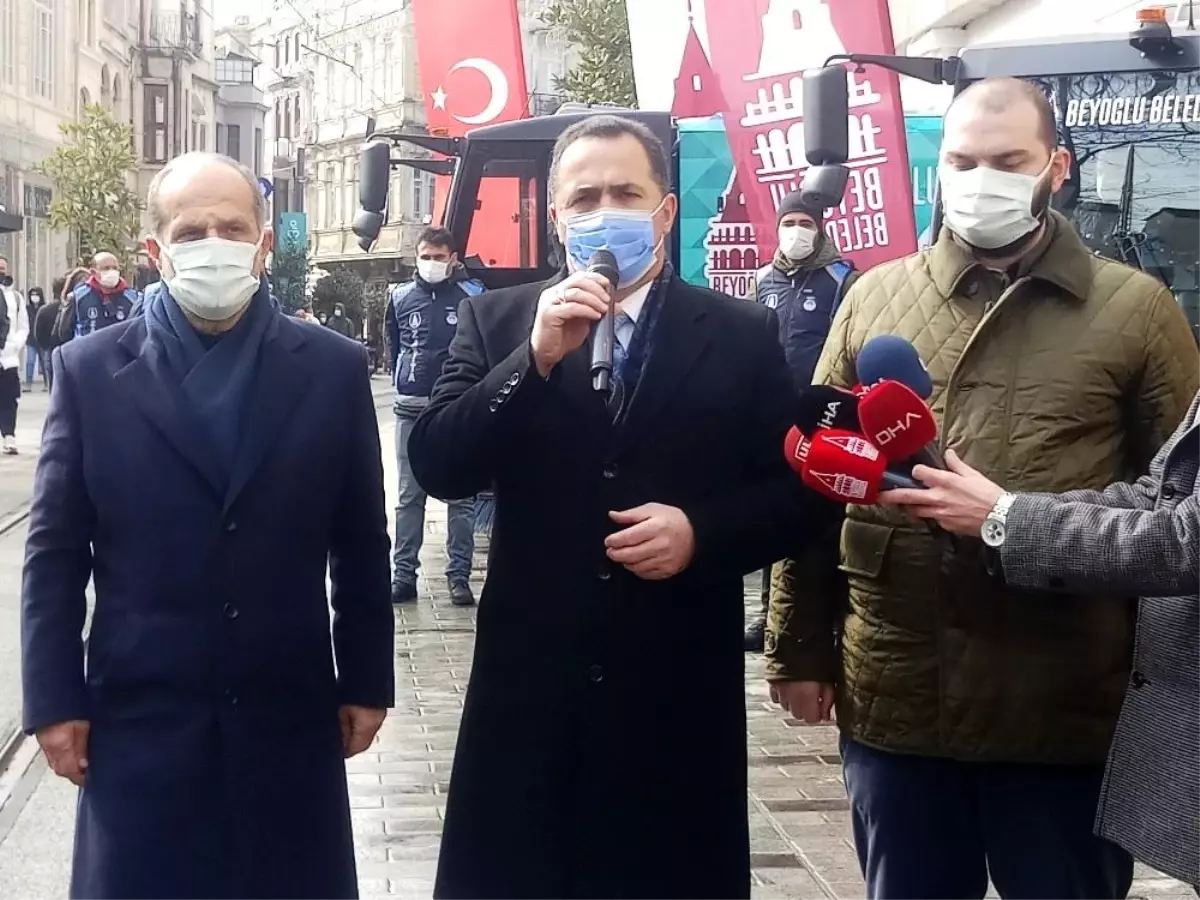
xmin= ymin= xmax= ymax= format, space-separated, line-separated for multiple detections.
xmin=842 ymin=738 xmax=1134 ymax=900
xmin=0 ymin=367 xmax=19 ymax=436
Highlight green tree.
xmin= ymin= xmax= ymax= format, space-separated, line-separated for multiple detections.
xmin=312 ymin=267 xmax=366 ymax=333
xmin=37 ymin=104 xmax=141 ymax=271
xmin=271 ymin=246 xmax=308 ymax=313
xmin=541 ymin=0 xmax=637 ymax=108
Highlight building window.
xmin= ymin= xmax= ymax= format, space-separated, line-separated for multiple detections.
xmin=32 ymin=0 xmax=55 ymax=101
xmin=412 ymin=172 xmax=433 ymax=220
xmin=198 ymin=122 xmax=207 ymax=152
xmin=254 ymin=127 xmax=262 ymax=174
xmin=144 ymin=84 xmax=168 ymax=163
xmin=283 ymin=35 xmax=289 ymax=65
xmin=0 ymin=0 xmax=14 ymax=86
xmin=273 ymin=102 xmax=281 ymax=139
xmin=216 ymin=123 xmax=224 ymax=154
xmin=226 ymin=124 xmax=241 ymax=162
xmin=293 ymin=32 xmax=300 ymax=60
xmin=274 ymin=40 xmax=280 ymax=69
xmin=215 ymin=57 xmax=254 ymax=83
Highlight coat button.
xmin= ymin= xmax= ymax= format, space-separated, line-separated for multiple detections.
xmin=488 ymin=399 xmax=499 ymax=412
xmin=589 ymin=665 xmax=604 ymax=683
xmin=1131 ymin=670 xmax=1148 ymax=689
xmin=1160 ymin=484 xmax=1176 ymax=501
xmin=223 ymin=603 xmax=239 ymax=620
xmin=507 ymin=373 xmax=520 ymax=386
xmin=224 ymin=688 xmax=239 ymax=707
xmin=225 ymin=519 xmax=237 ymax=532
xmin=597 ymin=569 xmax=611 ymax=582
xmin=603 ymin=464 xmax=618 ymax=480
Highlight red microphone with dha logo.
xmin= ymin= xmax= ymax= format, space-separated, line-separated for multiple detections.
xmin=856 ymin=379 xmax=946 ymax=467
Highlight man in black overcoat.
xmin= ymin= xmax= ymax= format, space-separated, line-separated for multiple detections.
xmin=408 ymin=115 xmax=833 ymax=899
xmin=21 ymin=151 xmax=395 ymax=899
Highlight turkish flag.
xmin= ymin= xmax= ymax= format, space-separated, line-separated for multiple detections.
xmin=412 ymin=0 xmax=529 ymax=263
xmin=703 ymin=0 xmax=917 ymax=272
xmin=412 ymin=0 xmax=528 ymax=138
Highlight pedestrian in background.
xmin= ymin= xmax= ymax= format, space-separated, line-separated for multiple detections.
xmin=409 ymin=115 xmax=833 ymax=899
xmin=21 ymin=151 xmax=394 ymax=899
xmin=325 ymin=302 xmax=356 ymax=338
xmin=36 ymin=269 xmax=88 ymax=389
xmin=767 ymin=77 xmax=1198 ymax=900
xmin=70 ymin=252 xmax=139 ymax=337
xmin=385 ymin=226 xmax=485 ymax=608
xmin=744 ymin=189 xmax=857 ymax=652
xmin=0 ymin=254 xmax=28 ymax=455
xmin=24 ymin=286 xmax=47 ymax=391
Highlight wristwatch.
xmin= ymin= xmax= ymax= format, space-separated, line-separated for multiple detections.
xmin=981 ymin=492 xmax=1016 ymax=548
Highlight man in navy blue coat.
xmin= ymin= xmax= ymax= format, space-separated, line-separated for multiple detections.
xmin=21 ymin=151 xmax=395 ymax=900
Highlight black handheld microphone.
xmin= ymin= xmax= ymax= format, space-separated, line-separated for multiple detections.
xmin=588 ymin=249 xmax=620 ymax=394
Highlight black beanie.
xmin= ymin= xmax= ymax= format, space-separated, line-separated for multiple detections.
xmin=776 ymin=190 xmax=823 ymax=226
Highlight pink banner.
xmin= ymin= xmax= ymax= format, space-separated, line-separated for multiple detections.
xmin=703 ymin=0 xmax=917 ymax=271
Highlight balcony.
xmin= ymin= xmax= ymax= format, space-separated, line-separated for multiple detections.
xmin=273 ymin=137 xmax=297 ymax=168
xmin=529 ymin=92 xmax=564 ymax=117
xmin=143 ymin=10 xmax=202 ymax=55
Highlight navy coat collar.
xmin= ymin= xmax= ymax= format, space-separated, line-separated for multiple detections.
xmin=114 ymin=312 xmax=313 ymax=514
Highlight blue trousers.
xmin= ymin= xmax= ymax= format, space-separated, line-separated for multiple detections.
xmin=842 ymin=738 xmax=1133 ymax=900
xmin=392 ymin=414 xmax=475 ymax=586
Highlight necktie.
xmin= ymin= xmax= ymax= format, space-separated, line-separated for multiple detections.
xmin=608 ymin=311 xmax=635 ymax=421
xmin=613 ymin=311 xmax=635 ymax=380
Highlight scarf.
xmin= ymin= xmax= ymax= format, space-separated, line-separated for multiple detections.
xmin=772 ymin=232 xmax=842 ymax=277
xmin=145 ymin=279 xmax=274 ymax=477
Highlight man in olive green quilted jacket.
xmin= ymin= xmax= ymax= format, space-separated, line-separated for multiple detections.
xmin=766 ymin=77 xmax=1199 ymax=900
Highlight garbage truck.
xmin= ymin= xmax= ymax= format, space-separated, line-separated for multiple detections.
xmin=799 ymin=5 xmax=1199 ymax=338
xmin=354 ymin=7 xmax=1198 ymax=337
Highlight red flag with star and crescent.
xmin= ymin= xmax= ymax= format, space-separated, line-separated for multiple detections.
xmin=411 ymin=0 xmax=530 ymax=266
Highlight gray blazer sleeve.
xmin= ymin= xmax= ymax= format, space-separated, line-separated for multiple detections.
xmin=1000 ymin=399 xmax=1199 ymax=598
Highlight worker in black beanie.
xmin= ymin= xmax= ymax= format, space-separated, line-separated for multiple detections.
xmin=744 ymin=189 xmax=858 ymax=653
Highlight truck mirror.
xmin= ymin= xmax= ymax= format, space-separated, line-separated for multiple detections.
xmin=359 ymin=140 xmax=392 ymax=214
xmin=799 ymin=165 xmax=849 ymax=212
xmin=803 ymin=66 xmax=849 ymax=165
xmin=352 ymin=209 xmax=385 ymax=250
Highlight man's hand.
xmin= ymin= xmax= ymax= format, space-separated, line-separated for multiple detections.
xmin=878 ymin=449 xmax=1005 ymax=536
xmin=338 ymin=705 xmax=387 ymax=758
xmin=37 ymin=720 xmax=90 ymax=786
xmin=769 ymin=681 xmax=835 ymax=724
xmin=529 ymin=272 xmax=612 ymax=378
xmin=606 ymin=503 xmax=695 ymax=580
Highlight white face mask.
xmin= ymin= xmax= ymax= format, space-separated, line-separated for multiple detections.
xmin=417 ymin=259 xmax=450 ymax=284
xmin=938 ymin=160 xmax=1052 ymax=250
xmin=98 ymin=270 xmax=121 ymax=289
xmin=778 ymin=225 xmax=816 ymax=260
xmin=161 ymin=236 xmax=261 ymax=321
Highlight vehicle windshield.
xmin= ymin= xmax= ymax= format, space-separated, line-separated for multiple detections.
xmin=1030 ymin=69 xmax=1200 ymax=339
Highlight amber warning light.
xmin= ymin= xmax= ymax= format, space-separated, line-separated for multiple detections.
xmin=1136 ymin=6 xmax=1168 ymax=22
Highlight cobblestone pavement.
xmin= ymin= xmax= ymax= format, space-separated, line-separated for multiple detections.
xmin=0 ymin=392 xmax=1191 ymax=899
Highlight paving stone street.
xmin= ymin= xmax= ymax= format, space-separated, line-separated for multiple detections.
xmin=0 ymin=377 xmax=1190 ymax=898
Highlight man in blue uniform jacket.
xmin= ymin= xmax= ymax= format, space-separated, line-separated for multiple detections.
xmin=384 ymin=226 xmax=485 ymax=608
xmin=744 ymin=189 xmax=856 ymax=651
xmin=21 ymin=151 xmax=394 ymax=900
xmin=72 ymin=252 xmax=141 ymax=336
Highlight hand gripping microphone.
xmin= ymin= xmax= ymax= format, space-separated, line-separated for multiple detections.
xmin=794 ymin=384 xmax=861 ymax=437
xmin=856 ymin=335 xmax=933 ymax=399
xmin=588 ymin=249 xmax=620 ymax=393
xmin=856 ymin=379 xmax=946 ymax=468
xmin=799 ymin=429 xmax=920 ymax=505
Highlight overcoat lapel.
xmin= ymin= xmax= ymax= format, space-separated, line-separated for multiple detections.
xmin=223 ymin=315 xmax=312 ymax=513
xmin=113 ymin=319 xmax=226 ymax=499
xmin=614 ymin=280 xmax=710 ymax=453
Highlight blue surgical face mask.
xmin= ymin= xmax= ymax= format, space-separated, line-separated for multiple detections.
xmin=562 ymin=199 xmax=668 ymax=289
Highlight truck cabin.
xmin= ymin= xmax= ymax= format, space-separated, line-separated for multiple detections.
xmin=355 ymin=109 xmax=677 ymax=291
xmin=802 ymin=12 xmax=1200 ymax=340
